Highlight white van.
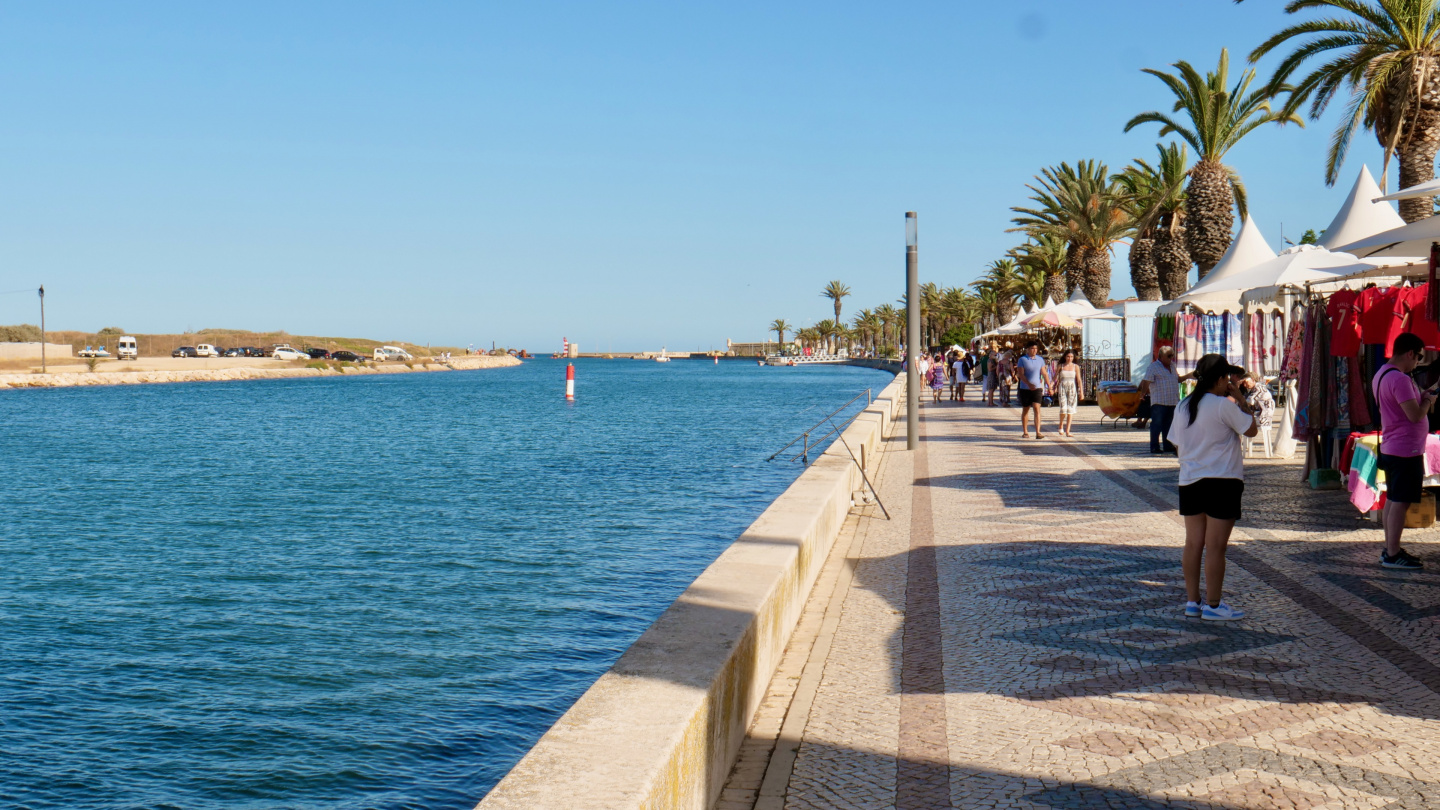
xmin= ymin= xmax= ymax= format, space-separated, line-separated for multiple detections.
xmin=117 ymin=336 xmax=138 ymax=360
xmin=195 ymin=344 xmax=220 ymax=358
xmin=373 ymin=346 xmax=414 ymax=362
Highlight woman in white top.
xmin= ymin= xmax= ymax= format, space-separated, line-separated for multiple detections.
xmin=1167 ymin=354 xmax=1258 ymax=622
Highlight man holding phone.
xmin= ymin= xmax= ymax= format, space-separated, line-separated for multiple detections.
xmin=1373 ymin=332 xmax=1437 ymax=570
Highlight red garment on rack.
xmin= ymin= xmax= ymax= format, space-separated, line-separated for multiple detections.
xmin=1328 ymin=289 xmax=1362 ymax=357
xmin=1404 ymin=284 xmax=1440 ymax=349
xmin=1359 ymin=286 xmax=1405 ymax=350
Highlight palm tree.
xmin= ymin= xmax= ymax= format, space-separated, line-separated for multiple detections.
xmin=1114 ymin=143 xmax=1191 ymax=299
xmin=769 ymin=318 xmax=791 ymax=352
xmin=821 ymin=280 xmax=851 ymax=324
xmin=1011 ymin=263 xmax=1047 ymax=309
xmin=875 ymin=303 xmax=898 ymax=351
xmin=1008 ymin=234 xmax=1069 ymax=305
xmin=1247 ymin=0 xmax=1440 ymax=222
xmin=1125 ymin=49 xmax=1301 ymax=278
xmin=1010 ymin=160 xmax=1134 ymax=306
xmin=919 ymin=282 xmax=942 ymax=347
xmin=815 ymin=318 xmax=839 ymax=354
xmin=970 ymin=260 xmax=1023 ymax=322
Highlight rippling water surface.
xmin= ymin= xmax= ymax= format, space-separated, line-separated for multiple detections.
xmin=0 ymin=359 xmax=888 ymax=809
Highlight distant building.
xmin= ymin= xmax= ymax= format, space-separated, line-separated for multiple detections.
xmin=727 ymin=339 xmax=778 ymax=357
xmin=566 ymin=342 xmax=579 ymax=358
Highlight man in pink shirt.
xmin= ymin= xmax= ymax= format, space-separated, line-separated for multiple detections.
xmin=1373 ymin=332 xmax=1437 ymax=570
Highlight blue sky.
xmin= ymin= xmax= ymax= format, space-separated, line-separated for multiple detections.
xmin=0 ymin=1 xmax=1392 ymax=351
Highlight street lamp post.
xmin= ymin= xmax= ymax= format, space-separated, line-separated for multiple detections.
xmin=905 ymin=212 xmax=919 ymax=450
xmin=38 ymin=285 xmax=46 ymax=374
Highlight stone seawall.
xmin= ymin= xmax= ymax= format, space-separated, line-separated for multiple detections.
xmin=477 ymin=373 xmax=906 ymax=810
xmin=845 ymin=358 xmax=901 ymax=373
xmin=0 ymin=355 xmax=521 ymax=389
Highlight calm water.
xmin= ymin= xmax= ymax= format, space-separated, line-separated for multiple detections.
xmin=0 ymin=359 xmax=887 ymax=809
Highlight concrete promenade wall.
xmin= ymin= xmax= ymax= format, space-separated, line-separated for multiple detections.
xmin=0 ymin=342 xmax=73 ymax=360
xmin=845 ymin=358 xmax=901 ymax=373
xmin=478 ymin=373 xmax=906 ymax=810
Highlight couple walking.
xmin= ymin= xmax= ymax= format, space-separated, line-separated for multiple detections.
xmin=1013 ymin=341 xmax=1083 ymax=439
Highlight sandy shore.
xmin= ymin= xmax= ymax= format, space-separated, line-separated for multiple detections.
xmin=0 ymin=354 xmax=521 ymax=389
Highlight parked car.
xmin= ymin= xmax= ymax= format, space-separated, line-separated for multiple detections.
xmin=222 ymin=348 xmax=245 ymax=357
xmin=241 ymin=347 xmax=264 ymax=357
xmin=305 ymin=348 xmax=331 ymax=360
xmin=117 ymin=336 xmax=138 ymax=360
xmin=173 ymin=346 xmax=197 ymax=358
xmin=331 ymin=350 xmax=364 ymax=362
xmin=373 ymin=345 xmax=415 ymax=362
xmin=271 ymin=347 xmax=308 ymax=361
xmin=195 ymin=344 xmax=220 ymax=358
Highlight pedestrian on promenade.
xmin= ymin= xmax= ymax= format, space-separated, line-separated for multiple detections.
xmin=1169 ymin=354 xmax=1257 ymax=622
xmin=1054 ymin=349 xmax=1083 ymax=437
xmin=1015 ymin=341 xmax=1052 ymax=439
xmin=1373 ymin=333 xmax=1436 ymax=570
xmin=929 ymin=353 xmax=946 ymax=403
xmin=1140 ymin=346 xmax=1182 ymax=455
xmin=954 ymin=350 xmax=972 ymax=402
xmin=983 ymin=349 xmax=998 ymax=406
xmin=997 ymin=349 xmax=1014 ymax=407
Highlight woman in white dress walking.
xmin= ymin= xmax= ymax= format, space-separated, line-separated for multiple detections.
xmin=1054 ymin=349 xmax=1083 ymax=437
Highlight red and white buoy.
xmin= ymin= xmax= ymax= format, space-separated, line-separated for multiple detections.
xmin=565 ymin=362 xmax=575 ymax=400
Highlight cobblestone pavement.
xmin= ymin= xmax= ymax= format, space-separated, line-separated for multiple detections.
xmin=720 ymin=399 xmax=1440 ymax=809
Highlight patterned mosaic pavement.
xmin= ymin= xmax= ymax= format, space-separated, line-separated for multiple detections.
xmin=720 ymin=400 xmax=1440 ymax=810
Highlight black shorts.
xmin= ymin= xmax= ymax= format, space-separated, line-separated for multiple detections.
xmin=1178 ymin=478 xmax=1245 ymax=521
xmin=1018 ymin=388 xmax=1042 ymax=407
xmin=1379 ymin=453 xmax=1425 ymax=504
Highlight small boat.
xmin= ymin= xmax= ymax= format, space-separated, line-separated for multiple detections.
xmin=654 ymin=347 xmax=670 ymax=363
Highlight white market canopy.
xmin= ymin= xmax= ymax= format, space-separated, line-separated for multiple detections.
xmin=981 ymin=301 xmax=1037 ymax=336
xmin=1158 ymin=214 xmax=1277 ymax=314
xmin=1373 ymin=176 xmax=1440 ymax=202
xmin=1196 ymin=244 xmax=1360 ymax=307
xmin=1318 ymin=165 xmax=1405 ymax=250
xmin=1054 ymin=286 xmax=1110 ymax=319
xmin=1334 ymin=211 xmax=1440 ymax=260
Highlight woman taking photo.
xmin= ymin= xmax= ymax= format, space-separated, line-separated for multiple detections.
xmin=1053 ymin=349 xmax=1083 ymax=437
xmin=1167 ymin=354 xmax=1258 ymax=622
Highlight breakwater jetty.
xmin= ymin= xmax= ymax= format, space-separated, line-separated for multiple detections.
xmin=478 ymin=372 xmax=906 ymax=809
xmin=0 ymin=354 xmax=520 ymax=390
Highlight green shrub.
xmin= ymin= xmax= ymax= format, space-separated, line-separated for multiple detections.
xmin=86 ymin=357 xmax=99 ymax=373
xmin=305 ymin=361 xmax=328 ymax=370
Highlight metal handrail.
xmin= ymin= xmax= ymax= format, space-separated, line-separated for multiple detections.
xmin=766 ymin=388 xmax=872 ymax=465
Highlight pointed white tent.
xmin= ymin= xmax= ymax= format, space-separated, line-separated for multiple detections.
xmin=1318 ymin=165 xmax=1405 ymax=250
xmin=1158 ymin=215 xmax=1278 ymax=314
xmin=998 ymin=300 xmax=1046 ymax=334
xmin=981 ymin=302 xmax=1035 ymax=337
xmin=1054 ymin=286 xmax=1109 ymax=319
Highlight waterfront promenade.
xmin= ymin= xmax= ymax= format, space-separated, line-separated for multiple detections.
xmin=719 ymin=399 xmax=1440 ymax=809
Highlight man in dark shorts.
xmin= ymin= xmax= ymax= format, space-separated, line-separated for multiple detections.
xmin=1014 ymin=341 xmax=1052 ymax=439
xmin=1373 ymin=332 xmax=1437 ymax=570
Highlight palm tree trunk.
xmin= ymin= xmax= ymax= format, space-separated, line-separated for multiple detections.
xmin=1185 ymin=160 xmax=1234 ymax=279
xmin=1128 ymin=235 xmax=1161 ymax=300
xmin=1075 ymin=245 xmax=1111 ymax=308
xmin=1063 ymin=243 xmax=1085 ymax=299
xmin=1043 ymin=271 xmax=1066 ymax=304
xmin=1153 ymin=222 xmax=1192 ymax=299
xmin=1396 ymin=60 xmax=1440 ymax=223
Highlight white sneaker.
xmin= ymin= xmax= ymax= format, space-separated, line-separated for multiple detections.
xmin=1201 ymin=602 xmax=1244 ymax=622
xmin=1184 ymin=601 xmax=1201 ymax=618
